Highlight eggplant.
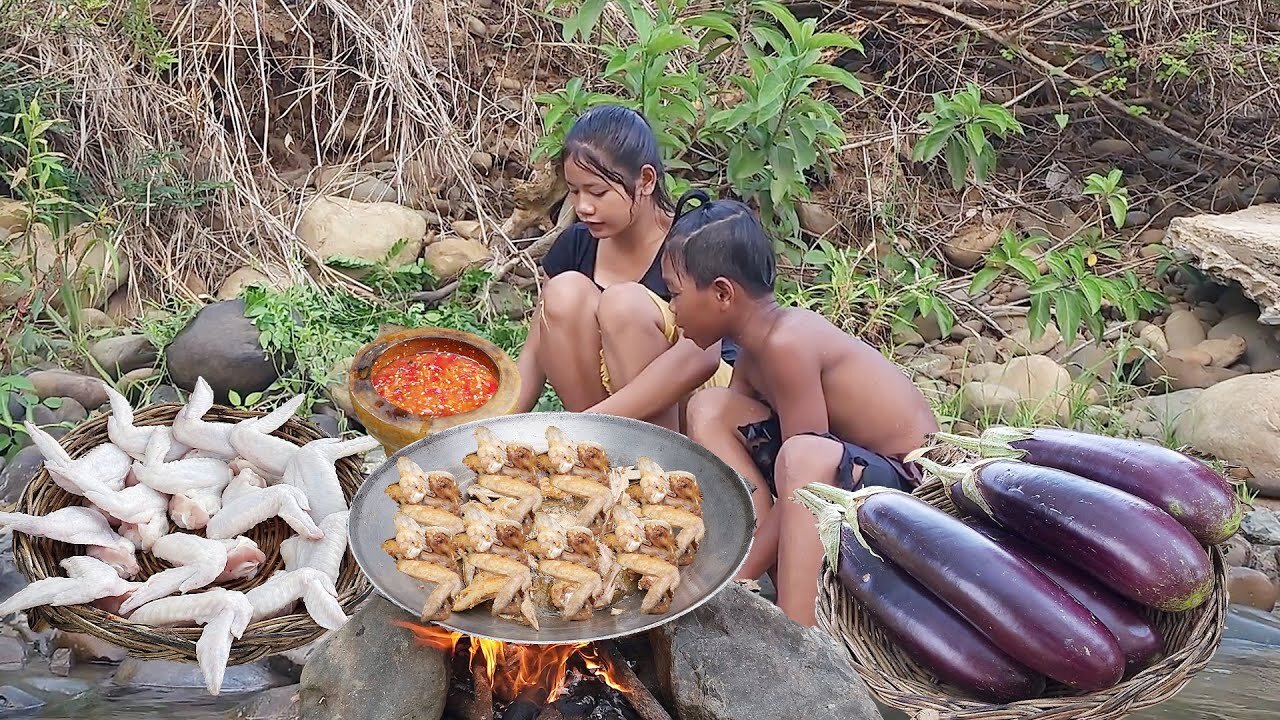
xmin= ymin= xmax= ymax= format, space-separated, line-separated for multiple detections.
xmin=919 ymin=456 xmax=1214 ymax=613
xmin=963 ymin=518 xmax=1165 ymax=678
xmin=795 ymin=489 xmax=1048 ymax=703
xmin=932 ymin=427 xmax=1242 ymax=545
xmin=802 ymin=484 xmax=1125 ymax=692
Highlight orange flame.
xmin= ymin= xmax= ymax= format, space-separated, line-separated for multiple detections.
xmin=398 ymin=622 xmax=628 ymax=702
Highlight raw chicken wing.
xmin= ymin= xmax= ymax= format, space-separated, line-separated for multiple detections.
xmin=0 ymin=556 xmax=142 ymax=616
xmin=0 ymin=507 xmax=140 ymax=578
xmin=127 ymin=587 xmax=254 ymax=695
xmin=118 ymin=533 xmax=229 ymax=615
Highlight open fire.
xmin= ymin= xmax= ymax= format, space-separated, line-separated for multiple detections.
xmin=399 ymin=622 xmax=671 ymax=720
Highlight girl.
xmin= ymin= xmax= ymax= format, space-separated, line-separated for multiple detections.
xmin=514 ymin=105 xmax=735 ymax=431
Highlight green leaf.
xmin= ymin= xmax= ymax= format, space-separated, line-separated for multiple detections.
xmin=685 ymin=14 xmax=740 ymax=39
xmin=1006 ymin=256 xmax=1042 ymax=283
xmin=1027 ymin=277 xmax=1063 ymax=294
xmin=1054 ymin=113 xmax=1069 ymax=129
xmin=754 ymin=1 xmax=805 ymax=46
xmin=228 ymin=389 xmax=242 ymax=406
xmin=1028 ymin=293 xmax=1052 ymax=340
xmin=809 ymin=32 xmax=864 ymax=52
xmin=1108 ymin=195 xmax=1129 ymax=228
xmin=646 ymin=28 xmax=697 ymax=54
xmin=969 ymin=266 xmax=1003 ymax=295
xmin=803 ymin=63 xmax=864 ymax=95
xmin=965 ymin=122 xmax=988 ymax=157
xmin=1079 ymin=276 xmax=1106 ymax=314
xmin=944 ymin=139 xmax=968 ymax=190
xmin=910 ymin=120 xmax=956 ymax=162
xmin=1054 ymin=290 xmax=1083 ymax=345
xmin=728 ymin=144 xmax=766 ymax=181
xmin=42 ymin=396 xmax=63 ymax=410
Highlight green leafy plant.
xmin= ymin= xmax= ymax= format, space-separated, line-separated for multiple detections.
xmin=1083 ymin=169 xmax=1130 ymax=229
xmin=703 ymin=1 xmax=863 ymax=247
xmin=536 ymin=0 xmax=864 ymax=248
xmin=911 ymin=83 xmax=1023 ymax=190
xmin=971 ymin=231 xmax=1165 ymax=344
xmin=795 ymin=239 xmax=954 ymax=344
xmin=325 ymin=239 xmax=436 ymax=298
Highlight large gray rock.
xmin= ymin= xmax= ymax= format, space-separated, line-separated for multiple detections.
xmin=1177 ymin=370 xmax=1280 ymax=498
xmin=165 ymin=299 xmax=281 ymax=403
xmin=299 ymin=596 xmax=450 ymax=720
xmin=1165 ymin=204 xmax=1280 ymax=326
xmin=650 ymin=583 xmax=882 ymax=720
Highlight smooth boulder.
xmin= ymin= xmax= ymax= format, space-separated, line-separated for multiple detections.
xmin=164 ymin=299 xmax=281 ymax=402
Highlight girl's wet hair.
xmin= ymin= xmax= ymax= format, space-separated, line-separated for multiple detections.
xmin=560 ymin=104 xmax=673 ymax=212
xmin=663 ymin=189 xmax=776 ymax=297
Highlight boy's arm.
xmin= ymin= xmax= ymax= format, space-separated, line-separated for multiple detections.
xmin=760 ymin=336 xmax=830 ymax=440
xmin=586 ymin=339 xmax=722 ymax=419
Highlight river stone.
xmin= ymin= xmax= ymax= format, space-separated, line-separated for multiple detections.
xmin=53 ymin=632 xmax=128 ymax=664
xmin=1227 ymin=567 xmax=1279 ymax=611
xmin=0 ymin=686 xmax=43 ymax=714
xmin=1164 ymin=309 xmax=1208 ymax=350
xmin=165 ymin=299 xmax=280 ymax=403
xmin=650 ymin=583 xmax=881 ymax=720
xmin=0 ymin=445 xmax=42 ymax=505
xmin=25 ymin=677 xmax=92 ymax=695
xmin=0 ymin=636 xmax=25 ymax=671
xmin=1223 ymin=534 xmax=1253 ymax=567
xmin=299 ymin=596 xmax=450 ymax=720
xmin=1177 ymin=371 xmax=1280 ymax=497
xmin=114 ymin=658 xmax=285 ymax=693
xmin=231 ymin=684 xmax=302 ymax=720
xmin=49 ymin=647 xmax=71 ymax=676
xmin=1241 ymin=511 xmax=1280 ymax=545
xmin=1209 ymin=313 xmax=1280 ymax=372
xmin=89 ymin=334 xmax=158 ymax=379
xmin=25 ymin=370 xmax=108 ymax=410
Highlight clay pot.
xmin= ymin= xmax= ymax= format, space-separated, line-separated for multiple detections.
xmin=348 ymin=326 xmax=522 ymax=453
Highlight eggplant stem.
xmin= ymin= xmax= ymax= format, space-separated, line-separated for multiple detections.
xmin=911 ymin=456 xmax=998 ymax=519
xmin=793 ymin=488 xmax=845 ymax=570
xmin=930 ymin=430 xmax=1025 ymax=459
xmin=801 ymin=483 xmax=901 ymax=559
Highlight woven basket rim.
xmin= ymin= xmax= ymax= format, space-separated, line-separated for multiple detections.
xmin=815 ymin=475 xmax=1229 ymax=720
xmin=12 ymin=401 xmax=373 ymax=665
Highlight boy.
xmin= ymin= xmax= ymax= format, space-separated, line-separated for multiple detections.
xmin=661 ymin=190 xmax=940 ymax=626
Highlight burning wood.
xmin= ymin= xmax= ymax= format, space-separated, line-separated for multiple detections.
xmin=400 ymin=620 xmax=670 ymax=720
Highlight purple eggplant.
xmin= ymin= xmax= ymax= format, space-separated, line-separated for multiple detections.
xmin=920 ymin=456 xmax=1214 ymax=613
xmin=932 ymin=427 xmax=1242 ymax=545
xmin=795 ymin=489 xmax=1048 ymax=702
xmin=803 ymin=484 xmax=1125 ymax=692
xmin=963 ymin=518 xmax=1165 ymax=678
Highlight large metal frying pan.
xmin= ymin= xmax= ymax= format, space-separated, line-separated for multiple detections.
xmin=347 ymin=412 xmax=758 ymax=645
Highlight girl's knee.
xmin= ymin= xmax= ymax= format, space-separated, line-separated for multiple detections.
xmin=596 ymin=282 xmax=661 ymax=330
xmin=775 ymin=435 xmax=844 ymax=495
xmin=540 ymin=272 xmax=599 ymax=326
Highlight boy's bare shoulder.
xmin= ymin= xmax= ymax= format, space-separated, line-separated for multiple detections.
xmin=763 ymin=308 xmax=863 ymax=350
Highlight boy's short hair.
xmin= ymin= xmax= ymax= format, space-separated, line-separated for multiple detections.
xmin=662 ymin=189 xmax=777 ymax=297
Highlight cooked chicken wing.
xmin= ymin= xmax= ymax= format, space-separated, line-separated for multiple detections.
xmin=399 ymin=505 xmax=465 ymax=537
xmin=665 ymin=471 xmax=703 ymax=515
xmin=389 ymin=459 xmax=462 ymax=513
xmin=397 ymin=559 xmax=464 ymax=622
xmin=539 ymin=559 xmax=603 ymax=618
xmin=472 ymin=474 xmax=542 ymax=519
xmin=468 ymin=426 xmax=507 ymax=475
xmin=464 ymin=553 xmax=534 ymax=614
xmin=639 ymin=504 xmax=705 ymax=564
xmin=451 ymin=572 xmax=540 ymax=630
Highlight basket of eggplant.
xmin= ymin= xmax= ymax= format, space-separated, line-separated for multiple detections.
xmin=804 ymin=426 xmax=1238 ymax=720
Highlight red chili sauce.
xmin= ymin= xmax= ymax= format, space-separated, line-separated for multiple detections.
xmin=372 ymin=351 xmax=498 ymax=417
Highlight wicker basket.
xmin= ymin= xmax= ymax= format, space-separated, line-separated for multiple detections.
xmin=12 ymin=403 xmax=373 ymax=664
xmin=816 ymin=475 xmax=1229 ymax=720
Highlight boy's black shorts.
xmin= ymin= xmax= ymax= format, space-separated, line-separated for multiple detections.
xmin=736 ymin=413 xmax=924 ymax=498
